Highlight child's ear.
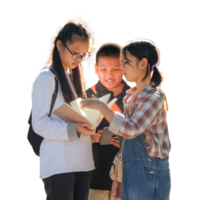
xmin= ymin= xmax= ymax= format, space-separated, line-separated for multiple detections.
xmin=56 ymin=40 xmax=62 ymax=51
xmin=141 ymin=58 xmax=148 ymax=70
xmin=95 ymin=64 xmax=98 ymax=74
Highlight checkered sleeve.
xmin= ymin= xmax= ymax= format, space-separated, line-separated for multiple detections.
xmin=109 ymin=93 xmax=164 ymax=139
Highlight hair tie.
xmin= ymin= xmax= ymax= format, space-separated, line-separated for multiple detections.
xmin=152 ymin=64 xmax=157 ymax=70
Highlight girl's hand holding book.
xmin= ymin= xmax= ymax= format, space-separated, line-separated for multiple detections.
xmin=80 ymin=98 xmax=104 ymax=110
xmin=111 ymin=135 xmax=120 ymax=148
xmin=76 ymin=123 xmax=98 ymax=137
xmin=90 ymin=130 xmax=102 ymax=143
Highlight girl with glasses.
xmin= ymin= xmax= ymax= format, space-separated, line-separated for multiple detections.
xmin=31 ymin=21 xmax=96 ymax=200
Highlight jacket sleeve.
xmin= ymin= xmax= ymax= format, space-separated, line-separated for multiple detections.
xmin=31 ymin=71 xmax=79 ymax=141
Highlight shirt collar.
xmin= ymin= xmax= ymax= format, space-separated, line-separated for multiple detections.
xmin=96 ymin=80 xmax=130 ymax=98
xmin=126 ymin=84 xmax=155 ymax=97
xmin=141 ymin=84 xmax=155 ymax=95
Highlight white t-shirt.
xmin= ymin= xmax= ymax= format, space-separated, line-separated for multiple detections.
xmin=31 ymin=68 xmax=95 ymax=179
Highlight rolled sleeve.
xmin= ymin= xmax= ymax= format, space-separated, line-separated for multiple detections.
xmin=108 ymin=112 xmax=125 ymax=134
xmin=67 ymin=123 xmax=80 ymax=140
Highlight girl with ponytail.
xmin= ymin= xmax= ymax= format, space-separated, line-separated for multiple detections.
xmin=80 ymin=39 xmax=171 ymax=200
xmin=31 ymin=21 xmax=96 ymax=200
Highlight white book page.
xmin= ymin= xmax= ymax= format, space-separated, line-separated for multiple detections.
xmin=70 ymin=98 xmax=86 ymax=116
xmin=69 ymin=94 xmax=111 ymax=126
xmin=107 ymin=98 xmax=118 ymax=107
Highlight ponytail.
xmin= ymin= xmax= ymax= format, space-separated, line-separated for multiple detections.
xmin=150 ymin=66 xmax=163 ymax=87
xmin=52 ymin=46 xmax=74 ymax=103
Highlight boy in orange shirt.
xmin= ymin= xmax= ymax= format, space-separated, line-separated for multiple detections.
xmin=86 ymin=43 xmax=130 ymax=200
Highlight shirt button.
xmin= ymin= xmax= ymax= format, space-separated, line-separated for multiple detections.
xmin=148 ymin=158 xmax=152 ymax=161
xmin=150 ymin=171 xmax=154 ymax=174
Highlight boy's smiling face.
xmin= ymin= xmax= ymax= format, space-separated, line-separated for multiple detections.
xmin=95 ymin=56 xmax=123 ymax=92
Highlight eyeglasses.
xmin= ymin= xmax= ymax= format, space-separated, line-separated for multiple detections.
xmin=63 ymin=43 xmax=91 ymax=61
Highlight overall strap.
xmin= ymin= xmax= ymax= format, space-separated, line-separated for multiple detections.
xmin=121 ymin=103 xmax=138 ymax=161
xmin=90 ymin=85 xmax=122 ymax=114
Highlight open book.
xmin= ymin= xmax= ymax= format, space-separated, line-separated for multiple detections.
xmin=53 ymin=94 xmax=117 ymax=130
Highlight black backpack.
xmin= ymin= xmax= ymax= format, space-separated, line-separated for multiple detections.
xmin=27 ymin=68 xmax=59 ymax=156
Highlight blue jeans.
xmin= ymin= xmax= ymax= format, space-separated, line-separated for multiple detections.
xmin=119 ymin=106 xmax=171 ymax=200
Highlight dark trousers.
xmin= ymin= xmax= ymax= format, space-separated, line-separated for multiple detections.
xmin=42 ymin=171 xmax=92 ymax=200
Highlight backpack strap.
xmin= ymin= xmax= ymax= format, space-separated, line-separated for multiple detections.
xmin=49 ymin=68 xmax=59 ymax=116
xmin=90 ymin=85 xmax=123 ymax=114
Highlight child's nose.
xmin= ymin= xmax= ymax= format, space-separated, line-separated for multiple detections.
xmin=106 ymin=70 xmax=114 ymax=76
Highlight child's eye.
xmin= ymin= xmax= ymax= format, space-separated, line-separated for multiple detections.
xmin=121 ymin=61 xmax=129 ymax=66
xmin=101 ymin=69 xmax=106 ymax=71
xmin=114 ymin=69 xmax=120 ymax=71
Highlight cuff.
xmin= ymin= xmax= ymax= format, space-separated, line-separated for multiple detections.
xmin=113 ymin=153 xmax=121 ymax=165
xmin=67 ymin=123 xmax=80 ymax=140
xmin=108 ymin=112 xmax=125 ymax=134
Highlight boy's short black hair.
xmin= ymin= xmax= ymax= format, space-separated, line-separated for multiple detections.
xmin=96 ymin=43 xmax=121 ymax=64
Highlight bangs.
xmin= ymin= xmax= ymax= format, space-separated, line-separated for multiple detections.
xmin=121 ymin=46 xmax=131 ymax=63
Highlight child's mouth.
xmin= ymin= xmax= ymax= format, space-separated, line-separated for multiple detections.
xmin=106 ymin=79 xmax=114 ymax=84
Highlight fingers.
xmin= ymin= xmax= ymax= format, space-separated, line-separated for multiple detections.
xmin=91 ymin=94 xmax=97 ymax=98
xmin=111 ymin=137 xmax=120 ymax=148
xmin=76 ymin=125 xmax=99 ymax=136
xmin=112 ymin=184 xmax=116 ymax=199
xmin=77 ymin=122 xmax=88 ymax=127
xmin=79 ymin=100 xmax=85 ymax=109
xmin=79 ymin=100 xmax=83 ymax=109
xmin=111 ymin=138 xmax=119 ymax=143
xmin=90 ymin=134 xmax=101 ymax=143
xmin=87 ymin=131 xmax=99 ymax=136
xmin=111 ymin=142 xmax=120 ymax=148
xmin=111 ymin=181 xmax=117 ymax=199
xmin=83 ymin=130 xmax=98 ymax=136
xmin=97 ymin=130 xmax=103 ymax=135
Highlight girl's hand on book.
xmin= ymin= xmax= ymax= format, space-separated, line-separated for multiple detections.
xmin=91 ymin=130 xmax=103 ymax=143
xmin=80 ymin=99 xmax=104 ymax=110
xmin=76 ymin=123 xmax=98 ymax=137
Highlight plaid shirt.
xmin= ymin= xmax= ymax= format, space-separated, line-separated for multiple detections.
xmin=109 ymin=85 xmax=170 ymax=159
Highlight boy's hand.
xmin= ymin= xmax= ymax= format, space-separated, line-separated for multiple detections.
xmin=91 ymin=130 xmax=103 ymax=143
xmin=111 ymin=180 xmax=122 ymax=200
xmin=111 ymin=135 xmax=120 ymax=148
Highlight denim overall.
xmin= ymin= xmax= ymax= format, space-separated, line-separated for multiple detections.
xmin=119 ymin=104 xmax=171 ymax=200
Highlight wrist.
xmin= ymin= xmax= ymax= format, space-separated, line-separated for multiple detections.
xmin=90 ymin=136 xmax=96 ymax=143
xmin=97 ymin=101 xmax=107 ymax=111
